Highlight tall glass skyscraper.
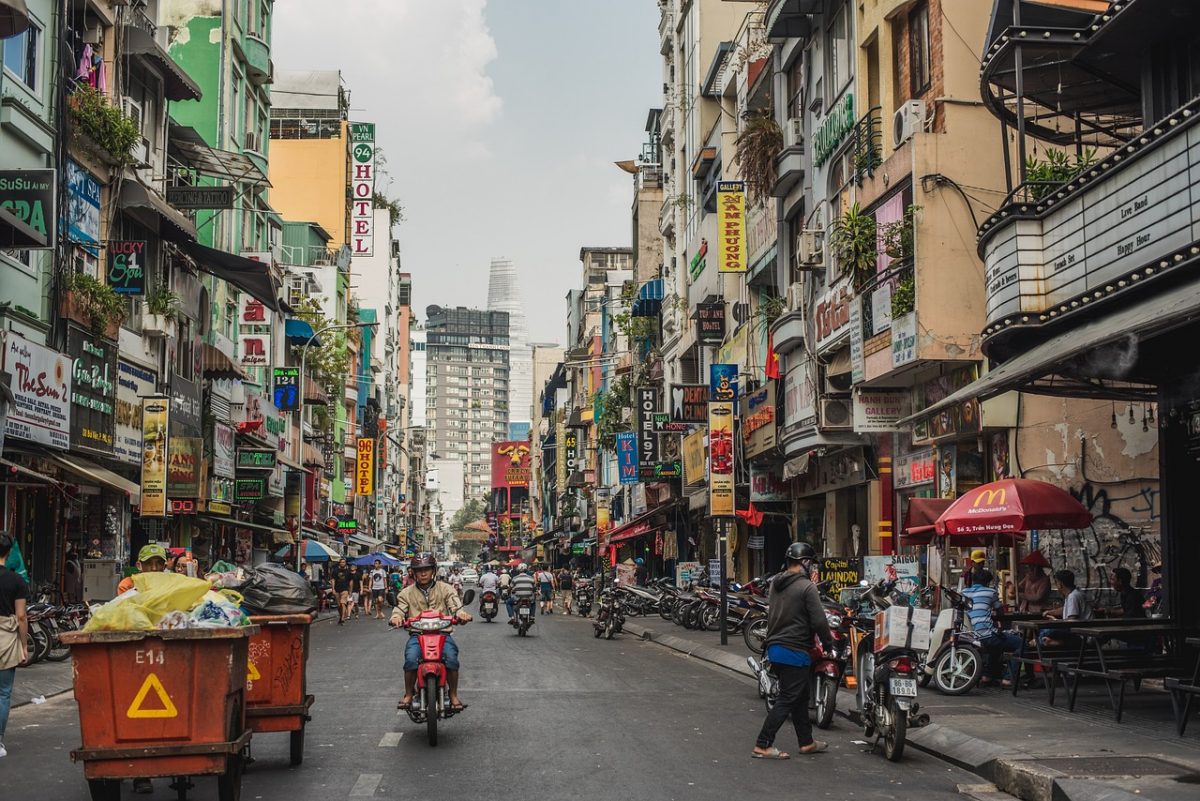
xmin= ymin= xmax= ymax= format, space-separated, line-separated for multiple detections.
xmin=487 ymin=258 xmax=533 ymax=433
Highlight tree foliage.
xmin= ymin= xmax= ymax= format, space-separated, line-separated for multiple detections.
xmin=450 ymin=498 xmax=485 ymax=531
xmin=289 ymin=299 xmax=353 ymax=438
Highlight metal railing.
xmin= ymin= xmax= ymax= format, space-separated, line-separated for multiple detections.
xmin=852 ymin=106 xmax=883 ymax=186
xmin=859 ymin=258 xmax=914 ymax=341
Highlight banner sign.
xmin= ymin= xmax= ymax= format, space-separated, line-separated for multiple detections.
xmin=356 ymin=437 xmax=375 ymax=496
xmin=115 ymin=361 xmax=156 ymax=465
xmin=671 ymin=384 xmax=708 ymax=425
xmin=349 ymin=122 xmax=377 ymax=256
xmin=140 ymin=397 xmax=170 ymax=516
xmin=708 ymin=401 xmax=735 ymax=516
xmin=640 ymin=461 xmax=682 ymax=480
xmin=716 ymin=181 xmax=747 ymax=272
xmin=212 ymin=421 xmax=236 ymax=478
xmin=616 ymin=431 xmax=638 ymax=485
xmin=696 ymin=302 xmax=726 ymax=343
xmin=817 ymin=557 xmax=862 ymax=600
xmin=66 ymin=325 xmax=117 ymax=455
xmin=0 ymin=168 xmax=56 ymax=247
xmin=66 ymin=161 xmax=100 ymax=248
xmin=852 ymin=389 xmax=910 ymax=432
xmin=2 ymin=333 xmax=71 ymax=450
xmin=106 ymin=240 xmax=147 ymax=295
xmin=238 ymin=295 xmax=271 ymax=368
xmin=683 ymin=429 xmax=706 ymax=487
xmin=556 ymin=418 xmax=567 ymax=492
xmin=740 ymin=383 xmax=776 ymax=458
xmin=492 ymin=441 xmax=531 ymax=487
xmin=167 ymin=436 xmax=202 ymax=497
xmin=234 ymin=477 xmax=267 ymax=501
xmin=653 ymin=412 xmax=689 ymax=433
xmin=165 ymin=185 xmax=234 ymax=209
xmin=894 ymin=448 xmax=935 ymax=489
xmin=750 ymin=465 xmax=790 ymax=502
xmin=709 ymin=364 xmax=738 ymax=402
xmin=272 ymin=366 xmax=300 ymax=412
xmin=636 ymin=387 xmax=660 ymax=468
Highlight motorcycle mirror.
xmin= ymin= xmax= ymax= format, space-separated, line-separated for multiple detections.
xmin=462 ymin=589 xmax=476 ymax=606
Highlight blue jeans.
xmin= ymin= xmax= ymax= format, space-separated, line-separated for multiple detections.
xmin=979 ymin=632 xmax=1023 ymax=681
xmin=506 ymin=597 xmax=535 ymax=618
xmin=0 ymin=667 xmax=14 ymax=740
xmin=404 ymin=634 xmax=459 ymax=672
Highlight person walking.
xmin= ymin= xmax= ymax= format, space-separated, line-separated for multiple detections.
xmin=536 ymin=565 xmax=556 ymax=614
xmin=0 ymin=532 xmax=30 ymax=759
xmin=751 ymin=542 xmax=832 ymax=760
xmin=358 ymin=567 xmax=371 ymax=618
xmin=330 ymin=558 xmax=355 ymax=624
xmin=556 ymin=567 xmax=574 ymax=615
xmin=369 ymin=560 xmax=388 ymax=619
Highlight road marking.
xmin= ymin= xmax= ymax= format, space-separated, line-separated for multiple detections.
xmin=378 ymin=732 xmax=403 ymax=747
xmin=349 ymin=773 xmax=382 ymax=797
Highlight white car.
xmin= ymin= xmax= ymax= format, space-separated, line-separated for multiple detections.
xmin=460 ymin=568 xmax=479 ymax=584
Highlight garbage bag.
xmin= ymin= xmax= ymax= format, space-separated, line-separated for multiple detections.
xmin=83 ymin=599 xmax=154 ymax=632
xmin=239 ymin=563 xmax=317 ymax=614
xmin=83 ymin=572 xmax=211 ymax=632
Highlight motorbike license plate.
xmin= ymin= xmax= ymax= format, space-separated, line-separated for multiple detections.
xmin=889 ymin=678 xmax=918 ymax=697
xmin=519 ymin=608 xmax=530 ymax=618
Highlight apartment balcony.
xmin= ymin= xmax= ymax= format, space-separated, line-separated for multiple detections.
xmin=658 ymin=7 xmax=674 ymax=55
xmin=978 ymin=94 xmax=1200 ymax=357
xmin=243 ymin=32 xmax=273 ymax=86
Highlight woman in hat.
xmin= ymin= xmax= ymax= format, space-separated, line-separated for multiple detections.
xmin=1017 ymin=550 xmax=1052 ymax=613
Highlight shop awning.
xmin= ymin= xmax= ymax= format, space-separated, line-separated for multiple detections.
xmin=900 ymin=498 xmax=954 ymax=546
xmin=123 ymin=24 xmax=202 ymax=102
xmin=221 ymin=517 xmax=293 ymax=543
xmin=42 ymin=451 xmax=140 ymax=505
xmin=119 ymin=178 xmax=197 ymax=243
xmin=349 ymin=532 xmax=386 ymax=549
xmin=201 ymin=342 xmax=249 ymax=380
xmin=284 ymin=318 xmax=321 ymax=346
xmin=0 ymin=204 xmax=47 ymax=248
xmin=0 ymin=457 xmax=61 ymax=486
xmin=177 ymin=239 xmax=283 ymax=312
xmin=900 ymin=272 xmax=1200 ymax=426
xmin=605 ymin=502 xmax=674 ymax=545
xmin=632 ymin=278 xmax=664 ymax=317
xmin=782 ymin=451 xmax=811 ymax=480
xmin=0 ymin=0 xmax=31 ymax=39
xmin=169 ymin=123 xmax=270 ymax=186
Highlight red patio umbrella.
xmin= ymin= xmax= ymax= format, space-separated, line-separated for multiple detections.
xmin=900 ymin=497 xmax=954 ymax=547
xmin=935 ymin=478 xmax=1091 ymax=537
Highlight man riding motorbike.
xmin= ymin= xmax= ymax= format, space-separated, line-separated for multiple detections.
xmin=478 ymin=566 xmax=500 ymax=594
xmin=506 ymin=563 xmax=537 ymax=623
xmin=389 ymin=553 xmax=472 ymax=711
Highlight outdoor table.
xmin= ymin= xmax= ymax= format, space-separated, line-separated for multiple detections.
xmin=1009 ymin=618 xmax=1161 ymax=702
xmin=1165 ymin=636 xmax=1200 ymax=735
xmin=1063 ymin=622 xmax=1186 ymax=721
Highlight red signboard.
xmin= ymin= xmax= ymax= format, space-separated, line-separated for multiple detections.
xmin=491 ymin=441 xmax=531 ymax=488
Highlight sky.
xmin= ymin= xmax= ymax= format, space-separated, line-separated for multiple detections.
xmin=273 ymin=0 xmax=663 ymax=344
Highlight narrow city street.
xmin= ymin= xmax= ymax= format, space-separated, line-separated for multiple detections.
xmin=6 ymin=609 xmax=980 ymax=800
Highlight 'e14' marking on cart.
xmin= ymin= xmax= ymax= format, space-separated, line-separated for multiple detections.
xmin=126 ymin=672 xmax=178 ymax=719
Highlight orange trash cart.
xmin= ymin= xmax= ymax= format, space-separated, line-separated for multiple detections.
xmin=245 ymin=613 xmax=315 ymax=765
xmin=61 ymin=626 xmax=258 ymax=801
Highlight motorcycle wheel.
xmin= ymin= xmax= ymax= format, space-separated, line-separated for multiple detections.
xmin=933 ymin=646 xmax=982 ymax=696
xmin=671 ymin=602 xmax=686 ymax=627
xmin=742 ymin=615 xmax=768 ymax=654
xmin=593 ymin=624 xmax=602 ymax=638
xmin=659 ymin=600 xmax=675 ymax=621
xmin=857 ymin=644 xmax=876 ymax=738
xmin=883 ymin=699 xmax=907 ymax=761
xmin=699 ymin=604 xmax=720 ymax=632
xmin=684 ymin=601 xmax=703 ymax=630
xmin=45 ymin=621 xmax=71 ymax=662
xmin=424 ymin=676 xmax=439 ymax=747
xmin=813 ymin=674 xmax=837 ymax=730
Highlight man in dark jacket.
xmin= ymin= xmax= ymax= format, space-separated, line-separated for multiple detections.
xmin=752 ymin=541 xmax=833 ymax=759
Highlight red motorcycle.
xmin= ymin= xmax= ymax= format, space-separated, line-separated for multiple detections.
xmin=400 ymin=590 xmax=473 ymax=746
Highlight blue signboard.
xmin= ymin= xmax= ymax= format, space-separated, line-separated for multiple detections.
xmin=616 ymin=431 xmax=639 ymax=485
xmin=66 ymin=160 xmax=101 ymax=251
xmin=709 ymin=363 xmax=739 ymax=402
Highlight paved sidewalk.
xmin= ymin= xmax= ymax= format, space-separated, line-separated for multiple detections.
xmin=609 ymin=614 xmax=1200 ymax=801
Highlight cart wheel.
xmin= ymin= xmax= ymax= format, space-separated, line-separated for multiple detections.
xmin=289 ymin=725 xmax=305 ymax=766
xmin=86 ymin=779 xmax=120 ymax=801
xmin=218 ymin=753 xmax=244 ymax=801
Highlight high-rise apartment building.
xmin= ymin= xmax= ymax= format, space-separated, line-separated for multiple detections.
xmin=486 ymin=258 xmax=532 ymax=437
xmin=424 ymin=306 xmax=511 ymax=501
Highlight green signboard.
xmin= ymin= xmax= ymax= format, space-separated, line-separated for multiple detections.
xmin=234 ymin=477 xmax=266 ymax=501
xmin=813 ymin=93 xmax=855 ymax=167
xmin=237 ymin=448 xmax=277 ymax=469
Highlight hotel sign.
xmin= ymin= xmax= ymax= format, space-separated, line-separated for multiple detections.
xmin=349 ymin=122 xmax=376 ymax=256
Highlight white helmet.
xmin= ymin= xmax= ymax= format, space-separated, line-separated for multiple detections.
xmin=517 ymin=563 xmax=530 ymax=573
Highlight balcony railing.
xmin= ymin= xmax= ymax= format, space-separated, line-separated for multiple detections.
xmin=859 ymin=258 xmax=914 ymax=342
xmin=852 ymin=106 xmax=883 ymax=186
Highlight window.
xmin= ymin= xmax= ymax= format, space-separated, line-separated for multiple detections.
xmin=3 ymin=23 xmax=38 ymax=89
xmin=786 ymin=56 xmax=805 ymax=121
xmin=909 ymin=2 xmax=931 ymax=96
xmin=826 ymin=3 xmax=851 ymax=104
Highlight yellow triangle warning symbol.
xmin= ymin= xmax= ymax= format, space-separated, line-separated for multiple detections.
xmin=246 ymin=660 xmax=261 ymax=682
xmin=126 ymin=672 xmax=178 ymax=719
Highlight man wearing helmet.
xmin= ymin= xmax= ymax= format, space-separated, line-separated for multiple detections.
xmin=507 ymin=563 xmax=537 ymax=622
xmin=751 ymin=541 xmax=833 ymax=760
xmin=389 ymin=553 xmax=472 ymax=711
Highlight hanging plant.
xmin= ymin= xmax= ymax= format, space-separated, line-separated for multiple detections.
xmin=734 ymin=114 xmax=784 ymax=204
xmin=828 ymin=202 xmax=877 ymax=284
xmin=879 ymin=204 xmax=921 ymax=262
xmin=144 ymin=287 xmax=182 ymax=319
xmin=1024 ymin=147 xmax=1097 ymax=201
xmin=64 ymin=271 xmax=126 ymax=333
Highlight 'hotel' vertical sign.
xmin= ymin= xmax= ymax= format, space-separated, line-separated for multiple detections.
xmin=350 ymin=122 xmax=376 ymax=256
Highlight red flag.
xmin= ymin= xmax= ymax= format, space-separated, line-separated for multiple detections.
xmin=765 ymin=328 xmax=781 ymax=380
xmin=736 ymin=501 xmax=764 ymax=527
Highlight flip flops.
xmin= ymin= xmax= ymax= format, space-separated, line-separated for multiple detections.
xmin=798 ymin=740 xmax=828 ymax=754
xmin=751 ymin=747 xmax=790 ymax=759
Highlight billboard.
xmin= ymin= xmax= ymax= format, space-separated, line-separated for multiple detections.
xmin=492 ymin=441 xmax=531 ymax=488
xmin=708 ymin=401 xmax=735 ymax=516
xmin=140 ymin=396 xmax=170 ymax=516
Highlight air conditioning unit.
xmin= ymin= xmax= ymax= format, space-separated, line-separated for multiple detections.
xmin=799 ymin=229 xmax=824 ymax=266
xmin=824 ymin=371 xmax=853 ymax=394
xmin=122 ymin=98 xmax=143 ymax=134
xmin=893 ymin=100 xmax=926 ymax=148
xmin=818 ymin=395 xmax=853 ymax=430
xmin=785 ymin=117 xmax=803 ymax=149
xmin=244 ymin=132 xmax=259 ymax=153
xmin=786 ymin=282 xmax=805 ymax=313
xmin=131 ymin=137 xmax=150 ymax=166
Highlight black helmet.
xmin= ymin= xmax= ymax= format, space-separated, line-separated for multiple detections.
xmin=409 ymin=552 xmax=437 ymax=570
xmin=785 ymin=541 xmax=817 ymax=563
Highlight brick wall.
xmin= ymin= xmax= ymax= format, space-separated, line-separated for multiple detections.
xmin=892 ymin=0 xmax=947 ymax=133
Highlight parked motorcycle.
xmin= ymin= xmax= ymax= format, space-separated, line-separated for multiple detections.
xmin=593 ymin=587 xmax=624 ymax=640
xmin=921 ymin=586 xmax=983 ymax=695
xmin=810 ymin=608 xmax=851 ymax=729
xmin=512 ymin=596 xmax=535 ymax=636
xmin=397 ymin=589 xmax=474 ymax=747
xmin=574 ymin=580 xmax=594 ymax=617
xmin=478 ymin=589 xmax=499 ymax=623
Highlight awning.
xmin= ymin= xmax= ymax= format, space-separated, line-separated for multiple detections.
xmin=0 ymin=457 xmax=60 ymax=486
xmin=765 ymin=0 xmax=816 ymax=43
xmin=169 ymin=123 xmax=269 ymax=186
xmin=42 ymin=450 xmax=141 ymax=505
xmin=201 ymin=342 xmax=249 ymax=380
xmin=900 ymin=498 xmax=954 ymax=546
xmin=899 ymin=272 xmax=1200 ymax=426
xmin=349 ymin=532 xmax=385 ymax=549
xmin=123 ymin=24 xmax=202 ymax=102
xmin=285 ymin=318 xmax=321 ymax=346
xmin=222 ymin=517 xmax=293 ymax=542
xmin=0 ymin=0 xmax=31 ymax=39
xmin=177 ymin=239 xmax=283 ymax=312
xmin=605 ymin=502 xmax=674 ymax=546
xmin=120 ymin=178 xmax=196 ymax=243
xmin=632 ymin=278 xmax=664 ymax=317
xmin=0 ymin=204 xmax=47 ymax=248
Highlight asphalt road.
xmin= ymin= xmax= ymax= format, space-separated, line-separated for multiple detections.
xmin=6 ymin=602 xmax=983 ymax=800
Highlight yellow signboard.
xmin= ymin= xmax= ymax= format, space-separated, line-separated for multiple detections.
xmin=556 ymin=418 xmax=567 ymax=493
xmin=139 ymin=397 xmax=170 ymax=517
xmin=356 ymin=437 xmax=375 ymax=496
xmin=683 ymin=428 xmax=706 ymax=487
xmin=717 ymin=181 xmax=747 ymax=273
xmin=708 ymin=401 xmax=735 ymax=515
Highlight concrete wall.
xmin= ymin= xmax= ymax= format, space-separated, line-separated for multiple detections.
xmin=268 ymin=134 xmax=349 ymax=247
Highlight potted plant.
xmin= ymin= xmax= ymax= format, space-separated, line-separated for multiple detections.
xmin=61 ymin=271 xmax=125 ymax=338
xmin=734 ymin=113 xmax=784 ymax=203
xmin=891 ymin=274 xmax=915 ymax=317
xmin=66 ymin=85 xmax=141 ymax=167
xmin=142 ymin=287 xmax=181 ymax=339
xmin=880 ymin=204 xmax=920 ymax=262
xmin=828 ymin=202 xmax=877 ymax=287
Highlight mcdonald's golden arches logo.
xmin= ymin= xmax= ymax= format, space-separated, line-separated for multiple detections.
xmin=972 ymin=488 xmax=1006 ymax=508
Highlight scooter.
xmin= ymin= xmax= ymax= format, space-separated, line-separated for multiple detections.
xmin=810 ymin=609 xmax=851 ymax=729
xmin=921 ymin=586 xmax=983 ymax=695
xmin=574 ymin=580 xmax=594 ymax=617
xmin=478 ymin=589 xmax=499 ymax=623
xmin=512 ymin=596 xmax=535 ymax=636
xmin=397 ymin=589 xmax=474 ymax=747
xmin=593 ymin=587 xmax=624 ymax=640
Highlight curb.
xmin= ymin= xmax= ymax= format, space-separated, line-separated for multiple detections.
xmin=623 ymin=622 xmax=1194 ymax=801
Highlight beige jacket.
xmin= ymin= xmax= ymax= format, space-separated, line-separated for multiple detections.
xmin=390 ymin=580 xmax=463 ymax=622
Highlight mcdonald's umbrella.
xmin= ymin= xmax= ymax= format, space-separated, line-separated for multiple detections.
xmin=935 ymin=478 xmax=1091 ymax=537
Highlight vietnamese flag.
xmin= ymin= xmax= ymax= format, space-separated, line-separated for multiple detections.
xmin=765 ymin=328 xmax=781 ymax=380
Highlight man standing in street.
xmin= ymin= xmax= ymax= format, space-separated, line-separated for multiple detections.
xmin=369 ymin=559 xmax=388 ymax=619
xmin=330 ymin=558 xmax=354 ymax=624
xmin=556 ymin=567 xmax=574 ymax=615
xmin=0 ymin=532 xmax=29 ymax=759
xmin=751 ymin=541 xmax=832 ymax=760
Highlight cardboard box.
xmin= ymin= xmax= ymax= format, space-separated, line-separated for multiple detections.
xmin=874 ymin=606 xmax=932 ymax=652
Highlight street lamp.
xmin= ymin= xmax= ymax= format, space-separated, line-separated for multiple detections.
xmin=296 ymin=320 xmax=376 ymax=572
